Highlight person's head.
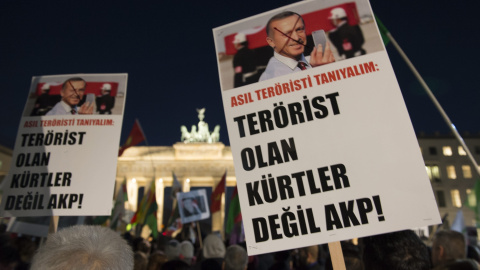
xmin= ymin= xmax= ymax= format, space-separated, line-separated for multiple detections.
xmin=266 ymin=11 xmax=306 ymax=61
xmin=328 ymin=7 xmax=348 ymax=27
xmin=147 ymin=251 xmax=168 ymax=270
xmin=224 ymin=245 xmax=248 ymax=270
xmin=273 ymin=250 xmax=291 ymax=263
xmin=0 ymin=244 xmax=19 ymax=270
xmin=61 ymin=77 xmax=86 ymax=107
xmin=30 ymin=225 xmax=133 ymax=270
xmin=101 ymin=83 xmax=112 ymax=95
xmin=201 ymin=258 xmax=222 ymax=270
xmin=41 ymin=83 xmax=50 ymax=94
xmin=431 ymin=230 xmax=467 ymax=267
xmin=341 ymin=242 xmax=364 ymax=270
xmin=202 ymin=233 xmax=226 ymax=259
xmin=156 ymin=235 xmax=169 ymax=253
xmin=233 ymin=33 xmax=248 ymax=50
xmin=179 ymin=241 xmax=194 ymax=265
xmin=182 ymin=198 xmax=197 ymax=214
xmin=134 ymin=251 xmax=148 ymax=270
xmin=161 ymin=259 xmax=190 ymax=270
xmin=362 ymin=230 xmax=430 ymax=270
xmin=165 ymin=239 xmax=181 ymax=260
xmin=298 ymin=245 xmax=318 ymax=267
xmin=133 ymin=237 xmax=151 ymax=255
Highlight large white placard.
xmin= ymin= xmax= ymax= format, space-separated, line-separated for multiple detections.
xmin=213 ymin=0 xmax=441 ymax=255
xmin=0 ymin=73 xmax=127 ymax=217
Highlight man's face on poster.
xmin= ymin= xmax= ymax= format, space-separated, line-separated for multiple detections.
xmin=184 ymin=198 xmax=195 ymax=213
xmin=267 ymin=14 xmax=307 ymax=60
xmin=61 ymin=80 xmax=86 ymax=107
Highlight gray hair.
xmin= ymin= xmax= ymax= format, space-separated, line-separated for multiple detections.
xmin=224 ymin=245 xmax=248 ymax=270
xmin=266 ymin=11 xmax=304 ymax=37
xmin=31 ymin=225 xmax=133 ymax=270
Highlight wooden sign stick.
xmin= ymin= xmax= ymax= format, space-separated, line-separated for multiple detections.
xmin=328 ymin=241 xmax=346 ymax=270
xmin=48 ymin=216 xmax=59 ymax=234
xmin=196 ymin=221 xmax=203 ymax=249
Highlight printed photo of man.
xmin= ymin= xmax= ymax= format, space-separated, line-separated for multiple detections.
xmin=259 ymin=11 xmax=336 ymax=81
xmin=46 ymin=77 xmax=94 ymax=115
xmin=181 ymin=197 xmax=201 ymax=218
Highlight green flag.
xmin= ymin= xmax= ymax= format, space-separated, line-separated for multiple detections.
xmin=466 ymin=179 xmax=480 ymax=227
xmin=130 ymin=180 xmax=158 ymax=238
xmin=375 ymin=15 xmax=390 ymax=46
xmin=226 ymin=186 xmax=242 ymax=234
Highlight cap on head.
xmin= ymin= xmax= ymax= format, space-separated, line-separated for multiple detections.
xmin=179 ymin=241 xmax=194 ymax=263
xmin=101 ymin=83 xmax=112 ymax=91
xmin=328 ymin=7 xmax=347 ymax=20
xmin=233 ymin=33 xmax=247 ymax=44
xmin=202 ymin=234 xmax=226 ymax=258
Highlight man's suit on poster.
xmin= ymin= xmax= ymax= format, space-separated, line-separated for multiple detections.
xmin=259 ymin=52 xmax=310 ymax=81
xmin=46 ymin=101 xmax=76 ymax=116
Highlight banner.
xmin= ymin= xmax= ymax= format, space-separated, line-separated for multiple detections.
xmin=0 ymin=74 xmax=127 ymax=217
xmin=177 ymin=189 xmax=210 ymax=224
xmin=213 ymin=0 xmax=441 ymax=255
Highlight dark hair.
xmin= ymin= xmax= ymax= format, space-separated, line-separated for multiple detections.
xmin=265 ymin=11 xmax=304 ymax=37
xmin=342 ymin=242 xmax=364 ymax=270
xmin=362 ymin=230 xmax=430 ymax=270
xmin=161 ymin=259 xmax=190 ymax=270
xmin=433 ymin=230 xmax=466 ymax=260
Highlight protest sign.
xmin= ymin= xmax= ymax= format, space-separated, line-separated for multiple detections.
xmin=213 ymin=0 xmax=441 ymax=255
xmin=0 ymin=74 xmax=127 ymax=217
xmin=177 ymin=189 xmax=210 ymax=224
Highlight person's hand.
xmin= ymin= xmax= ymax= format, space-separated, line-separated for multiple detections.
xmin=78 ymin=102 xmax=94 ymax=115
xmin=309 ymin=42 xmax=335 ymax=67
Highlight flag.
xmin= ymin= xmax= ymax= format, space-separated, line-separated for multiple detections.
xmin=163 ymin=174 xmax=183 ymax=236
xmin=451 ymin=209 xmax=466 ymax=233
xmin=110 ymin=177 xmax=128 ymax=229
xmin=163 ymin=201 xmax=182 ymax=237
xmin=226 ymin=185 xmax=242 ymax=235
xmin=374 ymin=15 xmax=390 ymax=46
xmin=211 ymin=171 xmax=226 ymax=213
xmin=163 ymin=173 xmax=183 ymax=236
xmin=131 ymin=180 xmax=158 ymax=238
xmin=171 ymin=172 xmax=182 ymax=200
xmin=119 ymin=119 xmax=146 ymax=156
xmin=466 ymin=179 xmax=480 ymax=227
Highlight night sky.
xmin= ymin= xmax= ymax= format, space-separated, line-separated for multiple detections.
xmin=1 ymin=0 xmax=479 ymax=149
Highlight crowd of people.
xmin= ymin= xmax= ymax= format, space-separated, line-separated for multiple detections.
xmin=1 ymin=223 xmax=480 ymax=270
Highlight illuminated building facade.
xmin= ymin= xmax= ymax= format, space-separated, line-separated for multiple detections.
xmin=117 ymin=142 xmax=236 ymax=235
xmin=418 ymin=133 xmax=480 ymax=231
xmin=116 ymin=133 xmax=480 ymax=236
